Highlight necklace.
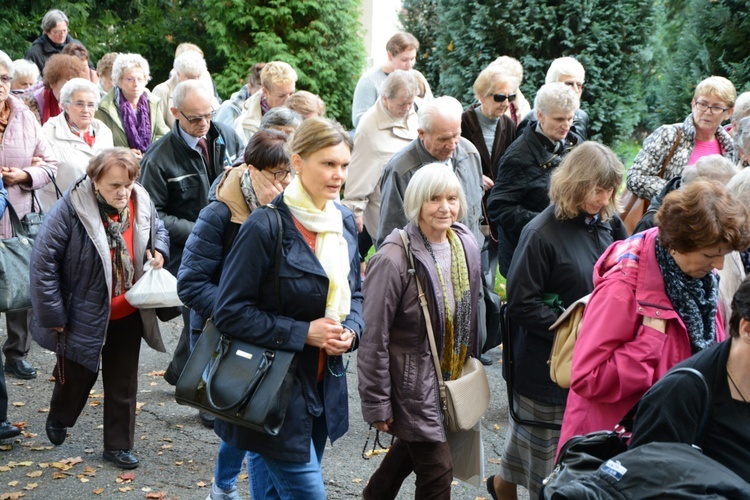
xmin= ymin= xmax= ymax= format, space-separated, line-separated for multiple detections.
xmin=727 ymin=363 xmax=749 ymax=402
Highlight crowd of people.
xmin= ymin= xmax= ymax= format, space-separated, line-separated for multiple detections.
xmin=1 ymin=8 xmax=750 ymax=499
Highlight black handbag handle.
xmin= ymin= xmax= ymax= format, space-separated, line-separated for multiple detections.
xmin=1 ymin=194 xmax=29 ymax=238
xmin=204 ymin=334 xmax=275 ymax=411
xmin=30 ymin=166 xmax=63 ymax=214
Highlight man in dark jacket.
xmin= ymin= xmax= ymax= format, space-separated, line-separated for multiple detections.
xmin=487 ymin=82 xmax=582 ymax=277
xmin=140 ymin=80 xmax=244 ymax=414
xmin=25 ymin=10 xmax=91 ymax=74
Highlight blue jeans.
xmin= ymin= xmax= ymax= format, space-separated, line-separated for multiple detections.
xmin=252 ymin=414 xmax=328 ymax=499
xmin=214 ymin=440 xmax=249 ymax=491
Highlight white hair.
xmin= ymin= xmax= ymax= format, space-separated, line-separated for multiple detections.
xmin=173 ymin=51 xmax=206 ymax=79
xmin=735 ymin=117 xmax=750 ymax=155
xmin=683 ymin=154 xmax=740 ymax=185
xmin=172 ymin=79 xmax=213 ymax=110
xmin=381 ymin=70 xmax=419 ymax=100
xmin=545 ymin=57 xmax=585 ymax=84
xmin=418 ymin=96 xmax=463 ymax=132
xmin=0 ymin=51 xmax=12 ymax=75
xmin=59 ymin=78 xmax=99 ymax=106
xmin=726 ymin=167 xmax=750 ymax=211
xmin=112 ymin=53 xmax=150 ymax=85
xmin=534 ymin=82 xmax=580 ymax=116
xmin=11 ymin=59 xmax=39 ymax=82
xmin=404 ymin=163 xmax=467 ymax=225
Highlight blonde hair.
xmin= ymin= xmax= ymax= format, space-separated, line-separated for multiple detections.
xmin=545 ymin=57 xmax=585 ymax=84
xmin=694 ymin=76 xmax=736 ymax=108
xmin=175 ymin=43 xmax=203 ymax=58
xmin=260 ymin=61 xmax=298 ymax=90
xmin=490 ymin=56 xmax=523 ymax=83
xmin=404 ymin=163 xmax=467 ymax=225
xmin=285 ymin=91 xmax=326 ymax=119
xmin=549 ymin=141 xmax=623 ymax=221
xmin=473 ymin=65 xmax=519 ymax=100
xmin=288 ymin=117 xmax=351 ymax=159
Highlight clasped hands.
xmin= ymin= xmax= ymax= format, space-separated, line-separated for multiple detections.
xmin=306 ymin=317 xmax=354 ymax=356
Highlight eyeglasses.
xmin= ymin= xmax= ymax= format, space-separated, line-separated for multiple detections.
xmin=694 ymin=100 xmax=730 ymax=114
xmin=492 ymin=93 xmax=516 ymax=103
xmin=71 ymin=101 xmax=97 ymax=110
xmin=180 ymin=110 xmax=216 ymax=124
xmin=124 ymin=76 xmax=148 ymax=85
xmin=269 ymin=169 xmax=292 ymax=181
xmin=564 ymin=81 xmax=585 ymax=90
xmin=49 ymin=28 xmax=68 ymax=36
xmin=0 ymin=75 xmax=12 ymax=85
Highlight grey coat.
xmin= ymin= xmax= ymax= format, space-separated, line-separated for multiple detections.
xmin=358 ymin=222 xmax=481 ymax=442
xmin=30 ymin=179 xmax=170 ymax=372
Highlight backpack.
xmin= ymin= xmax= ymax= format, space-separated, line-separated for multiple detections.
xmin=547 ymin=294 xmax=591 ymax=388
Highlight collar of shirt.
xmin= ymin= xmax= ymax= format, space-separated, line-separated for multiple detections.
xmin=178 ymin=125 xmax=204 ymax=152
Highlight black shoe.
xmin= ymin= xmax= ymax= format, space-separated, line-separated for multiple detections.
xmin=5 ymin=360 xmax=37 ymax=379
xmin=45 ymin=416 xmax=67 ymax=446
xmin=486 ymin=474 xmax=499 ymax=500
xmin=0 ymin=420 xmax=20 ymax=440
xmin=103 ymin=449 xmax=139 ymax=469
xmin=199 ymin=411 xmax=215 ymax=429
xmin=162 ymin=366 xmax=179 ymax=386
xmin=479 ymin=354 xmax=494 ymax=366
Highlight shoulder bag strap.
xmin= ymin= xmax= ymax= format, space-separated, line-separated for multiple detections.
xmin=662 ymin=366 xmax=712 ymax=447
xmin=2 ymin=194 xmax=26 ymax=238
xmin=264 ymin=204 xmax=284 ymax=312
xmin=657 ymin=127 xmax=682 ymax=179
xmin=399 ymin=230 xmax=447 ymax=402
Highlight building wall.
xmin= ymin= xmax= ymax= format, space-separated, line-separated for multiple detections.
xmin=360 ymin=0 xmax=403 ymax=70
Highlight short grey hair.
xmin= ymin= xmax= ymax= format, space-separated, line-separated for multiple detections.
xmin=0 ymin=51 xmax=13 ymax=76
xmin=112 ymin=53 xmax=150 ymax=85
xmin=736 ymin=116 xmax=750 ymax=155
xmin=732 ymin=92 xmax=750 ymax=124
xmin=259 ymin=106 xmax=303 ymax=131
xmin=726 ymin=167 xmax=750 ymax=211
xmin=12 ymin=59 xmax=39 ymax=82
xmin=172 ymin=79 xmax=213 ymax=110
xmin=403 ymin=163 xmax=467 ymax=225
xmin=682 ymin=154 xmax=740 ymax=186
xmin=42 ymin=9 xmax=69 ymax=32
xmin=59 ymin=78 xmax=99 ymax=106
xmin=381 ymin=70 xmax=419 ymax=100
xmin=534 ymin=82 xmax=580 ymax=116
xmin=418 ymin=96 xmax=463 ymax=133
xmin=173 ymin=50 xmax=206 ymax=79
xmin=545 ymin=56 xmax=585 ymax=84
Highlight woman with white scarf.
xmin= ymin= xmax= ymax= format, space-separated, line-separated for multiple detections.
xmin=213 ymin=117 xmax=363 ymax=499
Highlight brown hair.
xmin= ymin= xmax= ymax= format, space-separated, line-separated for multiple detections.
xmin=729 ymin=278 xmax=750 ymax=338
xmin=61 ymin=42 xmax=89 ymax=62
xmin=42 ymin=54 xmax=88 ymax=87
xmin=96 ymin=52 xmax=119 ymax=79
xmin=656 ymin=180 xmax=750 ymax=253
xmin=285 ymin=91 xmax=325 ymax=119
xmin=386 ymin=32 xmax=419 ymax=55
xmin=87 ymin=148 xmax=141 ymax=182
xmin=247 ymin=62 xmax=265 ymax=92
xmin=244 ymin=129 xmax=291 ymax=171
xmin=549 ymin=142 xmax=624 ymax=221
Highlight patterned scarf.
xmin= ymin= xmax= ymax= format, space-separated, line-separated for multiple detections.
xmin=95 ymin=191 xmax=135 ymax=297
xmin=655 ymin=237 xmax=718 ymax=353
xmin=283 ymin=176 xmax=351 ymax=321
xmin=66 ymin=113 xmax=96 ymax=147
xmin=118 ymin=88 xmax=152 ymax=152
xmin=420 ymin=228 xmax=472 ymax=381
xmin=240 ymin=167 xmax=260 ymax=211
xmin=260 ymin=94 xmax=271 ymax=116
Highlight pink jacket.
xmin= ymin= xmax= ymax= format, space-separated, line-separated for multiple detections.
xmin=558 ymin=227 xmax=724 ymax=452
xmin=0 ymin=95 xmax=58 ymax=238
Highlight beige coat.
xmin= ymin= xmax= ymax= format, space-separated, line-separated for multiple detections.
xmin=233 ymin=90 xmax=263 ymax=143
xmin=40 ymin=113 xmax=114 ymax=211
xmin=342 ymin=97 xmax=418 ymax=236
xmin=152 ymin=72 xmax=220 ymax=129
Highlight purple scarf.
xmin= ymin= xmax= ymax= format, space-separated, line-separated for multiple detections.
xmin=119 ymin=89 xmax=152 ymax=152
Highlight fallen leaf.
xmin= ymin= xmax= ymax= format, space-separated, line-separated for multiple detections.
xmin=149 ymin=382 xmax=158 ymax=386
xmin=196 ymin=481 xmax=207 ymax=488
xmin=118 ymin=472 xmax=135 ymax=482
xmin=161 ymin=444 xmax=173 ymax=449
xmin=173 ymin=461 xmax=183 ymax=466
xmin=493 ymin=424 xmax=500 ymax=430
xmin=118 ymin=486 xmax=133 ymax=492
xmin=141 ymin=487 xmax=151 ymax=492
xmin=0 ymin=445 xmax=11 ymax=452
xmin=148 ymin=370 xmax=166 ymax=377
xmin=25 ymin=472 xmax=42 ymax=478
xmin=136 ymin=402 xmax=146 ymax=410
xmin=0 ymin=466 xmax=11 ymax=472
xmin=82 ymin=466 xmax=97 ymax=476
xmin=92 ymin=488 xmax=105 ymax=495
xmin=38 ymin=463 xmax=49 ymax=468
xmin=88 ymin=393 xmax=104 ymax=399
xmin=79 ymin=477 xmax=89 ymax=483
xmin=15 ymin=462 xmax=33 ymax=467
xmin=37 ymin=408 xmax=49 ymax=413
xmin=88 ymin=402 xmax=101 ymax=407
xmin=145 ymin=492 xmax=167 ymax=499
xmin=52 ymin=472 xmax=66 ymax=479
xmin=175 ymin=424 xmax=183 ymax=429
xmin=352 ymin=478 xmax=363 ymax=483
xmin=7 ymin=480 xmax=19 ymax=486
xmin=22 ymin=483 xmax=37 ymax=490
xmin=11 ymin=402 xmax=24 ymax=407
xmin=0 ymin=492 xmax=25 ymax=500
xmin=30 ymin=446 xmax=53 ymax=451
xmin=237 ymin=472 xmax=247 ymax=480
xmin=161 ymin=438 xmax=173 ymax=443
xmin=487 ymin=458 xmax=502 ymax=464
xmin=12 ymin=422 xmax=27 ymax=430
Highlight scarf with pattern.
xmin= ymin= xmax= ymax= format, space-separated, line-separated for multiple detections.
xmin=118 ymin=88 xmax=152 ymax=152
xmin=96 ymin=191 xmax=135 ymax=297
xmin=283 ymin=176 xmax=351 ymax=321
xmin=655 ymin=237 xmax=718 ymax=353
xmin=420 ymin=227 xmax=472 ymax=381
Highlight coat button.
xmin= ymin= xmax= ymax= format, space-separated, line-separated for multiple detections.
xmin=275 ymin=336 xmax=284 ymax=344
xmin=638 ymin=307 xmax=643 ymax=312
xmin=655 ymin=311 xmax=661 ymax=316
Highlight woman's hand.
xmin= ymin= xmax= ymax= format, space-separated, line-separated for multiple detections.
xmin=374 ymin=418 xmax=394 ymax=432
xmin=354 ymin=215 xmax=364 ymax=233
xmin=51 ymin=326 xmax=65 ymax=333
xmin=249 ymin=166 xmax=284 ymax=205
xmin=325 ymin=328 xmax=355 ymax=356
xmin=306 ymin=318 xmax=354 ymax=355
xmin=130 ymin=149 xmax=143 ymax=160
xmin=482 ymin=174 xmax=494 ymax=191
xmin=146 ymin=250 xmax=165 ymax=270
xmin=1 ymin=167 xmax=32 ymax=187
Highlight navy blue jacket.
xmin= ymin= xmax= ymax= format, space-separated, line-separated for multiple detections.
xmin=213 ymin=196 xmax=364 ymax=462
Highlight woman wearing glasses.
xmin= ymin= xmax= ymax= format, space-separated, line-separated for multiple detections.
xmin=95 ymin=53 xmax=169 ymax=158
xmin=627 ymin=76 xmax=737 ymax=201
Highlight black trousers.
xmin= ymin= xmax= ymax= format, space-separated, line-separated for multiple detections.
xmin=363 ymin=438 xmax=453 ymax=500
xmin=49 ymin=312 xmax=143 ymax=450
xmin=3 ymin=309 xmax=32 ymax=362
xmin=165 ymin=306 xmax=191 ymax=381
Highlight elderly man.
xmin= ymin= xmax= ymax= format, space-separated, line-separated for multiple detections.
xmin=234 ymin=61 xmax=297 ymax=142
xmin=487 ymin=82 xmax=581 ymax=277
xmin=140 ymin=81 xmax=244 ymax=425
xmin=343 ymin=70 xmax=420 ymax=261
xmin=518 ymin=56 xmax=589 ymax=140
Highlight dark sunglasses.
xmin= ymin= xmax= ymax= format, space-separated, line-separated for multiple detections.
xmin=492 ymin=93 xmax=516 ymax=103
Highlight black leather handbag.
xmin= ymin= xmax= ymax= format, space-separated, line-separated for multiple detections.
xmin=0 ymin=195 xmax=34 ymax=312
xmin=174 ymin=205 xmax=299 ymax=435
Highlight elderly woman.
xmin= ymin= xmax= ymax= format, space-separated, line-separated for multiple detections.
xmin=234 ymin=61 xmax=297 ymax=142
xmin=487 ymin=82 xmax=581 ymax=277
xmin=96 ymin=52 xmax=119 ymax=98
xmin=487 ymin=142 xmax=627 ymax=500
xmin=489 ymin=56 xmax=531 ymax=125
xmin=153 ymin=50 xmax=218 ymax=129
xmin=30 ymin=148 xmax=169 ymax=469
xmin=628 ymin=76 xmax=737 ymax=201
xmin=558 ymin=181 xmax=750 ymax=453
xmin=629 ymin=278 xmax=750 ymax=484
xmin=0 ymin=50 xmax=58 ymax=382
xmin=727 ymin=91 xmax=750 ymax=138
xmin=212 ymin=118 xmax=362 ymax=498
xmin=343 ymin=70 xmax=419 ymax=264
xmin=178 ymin=129 xmax=292 ymax=499
xmin=358 ymin=163 xmax=481 ymax=499
xmin=285 ymin=90 xmax=326 ymax=119
xmin=10 ymin=59 xmax=39 ymax=94
xmin=258 ymin=106 xmax=302 ymax=137
xmin=41 ymin=78 xmax=114 ymax=210
xmin=95 ymin=53 xmax=169 ymax=158
xmin=351 ymin=32 xmax=433 ymax=129
xmin=24 ymin=54 xmax=88 ymax=125
xmin=24 ymin=9 xmax=88 ymax=74
xmin=735 ymin=116 xmax=750 ymax=167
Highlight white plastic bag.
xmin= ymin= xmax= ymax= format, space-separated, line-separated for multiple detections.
xmin=125 ymin=261 xmax=183 ymax=308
